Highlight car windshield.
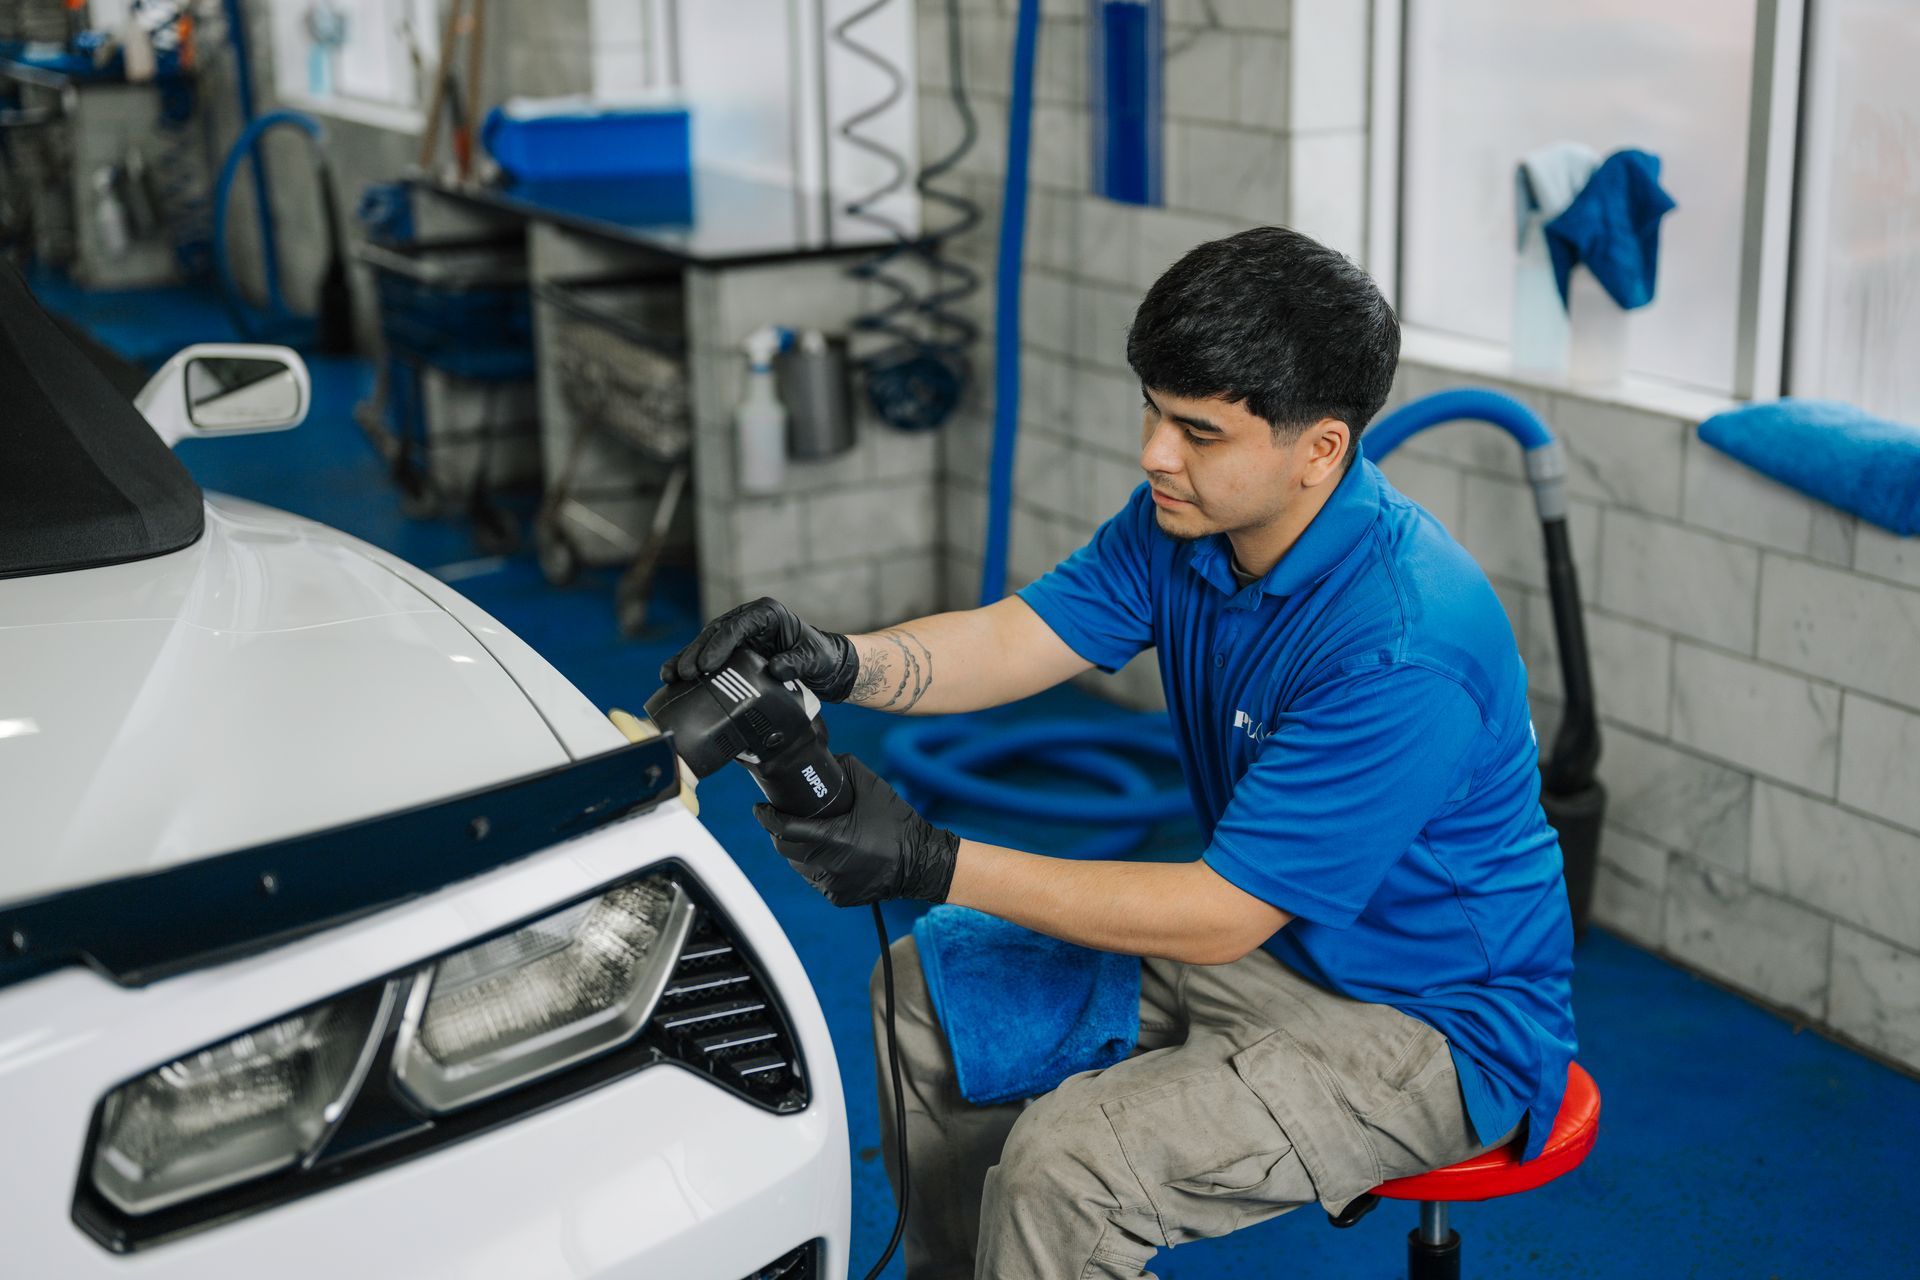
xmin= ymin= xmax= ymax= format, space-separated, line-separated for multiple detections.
xmin=0 ymin=262 xmax=203 ymax=579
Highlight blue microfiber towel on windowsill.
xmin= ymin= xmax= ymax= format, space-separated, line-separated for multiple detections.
xmin=913 ymin=905 xmax=1140 ymax=1106
xmin=1544 ymin=148 xmax=1677 ymax=310
xmin=1698 ymin=399 xmax=1920 ymax=536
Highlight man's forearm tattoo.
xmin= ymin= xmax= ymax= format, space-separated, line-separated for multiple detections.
xmin=852 ymin=628 xmax=935 ymax=711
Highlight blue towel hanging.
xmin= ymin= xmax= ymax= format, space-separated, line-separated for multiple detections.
xmin=1698 ymin=399 xmax=1920 ymax=536
xmin=1543 ymin=148 xmax=1676 ymax=310
xmin=1089 ymin=0 xmax=1164 ymax=206
xmin=914 ymin=905 xmax=1140 ymax=1105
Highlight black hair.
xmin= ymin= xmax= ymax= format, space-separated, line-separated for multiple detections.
xmin=1126 ymin=226 xmax=1400 ymax=469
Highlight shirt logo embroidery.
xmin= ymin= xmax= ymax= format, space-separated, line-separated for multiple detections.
xmin=1231 ymin=709 xmax=1272 ymax=741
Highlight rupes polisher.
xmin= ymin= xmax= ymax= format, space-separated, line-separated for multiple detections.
xmin=643 ymin=648 xmax=854 ymax=820
xmin=644 ymin=648 xmax=906 ymax=1280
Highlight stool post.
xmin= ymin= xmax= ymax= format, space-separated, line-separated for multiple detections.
xmin=1408 ymin=1201 xmax=1461 ymax=1280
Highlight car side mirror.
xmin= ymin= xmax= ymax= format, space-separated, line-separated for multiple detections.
xmin=135 ymin=344 xmax=311 ymax=447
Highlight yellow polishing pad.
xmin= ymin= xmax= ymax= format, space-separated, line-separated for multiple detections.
xmin=607 ymin=708 xmax=700 ymax=817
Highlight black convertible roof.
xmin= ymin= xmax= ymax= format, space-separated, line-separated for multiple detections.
xmin=0 ymin=260 xmax=203 ymax=579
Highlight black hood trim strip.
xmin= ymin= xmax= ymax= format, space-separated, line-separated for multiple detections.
xmin=0 ymin=736 xmax=681 ymax=991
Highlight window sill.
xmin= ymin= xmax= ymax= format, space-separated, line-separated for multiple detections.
xmin=277 ymin=92 xmax=424 ymax=136
xmin=1398 ymin=326 xmax=1743 ymax=426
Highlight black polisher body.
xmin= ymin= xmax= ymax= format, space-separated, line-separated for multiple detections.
xmin=645 ymin=649 xmax=854 ymax=820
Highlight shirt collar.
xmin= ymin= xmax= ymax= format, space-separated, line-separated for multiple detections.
xmin=1187 ymin=459 xmax=1384 ymax=598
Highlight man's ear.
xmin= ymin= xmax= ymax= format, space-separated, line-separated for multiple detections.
xmin=1303 ymin=418 xmax=1351 ymax=485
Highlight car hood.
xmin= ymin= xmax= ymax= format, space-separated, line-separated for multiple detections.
xmin=0 ymin=495 xmax=569 ymax=905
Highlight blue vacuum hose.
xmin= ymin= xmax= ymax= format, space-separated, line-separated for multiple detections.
xmin=889 ymin=715 xmax=1190 ymax=859
xmin=212 ymin=109 xmax=351 ymax=351
xmin=1364 ymin=386 xmax=1605 ymax=937
xmin=1364 ymin=387 xmax=1599 ymax=794
xmin=1364 ymin=386 xmax=1554 ymax=460
xmin=212 ymin=110 xmax=319 ymax=336
xmin=220 ymin=0 xmax=283 ymax=315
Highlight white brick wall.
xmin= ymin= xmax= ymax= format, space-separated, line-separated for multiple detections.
xmin=1384 ymin=358 xmax=1920 ymax=1075
xmin=686 ymin=258 xmax=943 ymax=630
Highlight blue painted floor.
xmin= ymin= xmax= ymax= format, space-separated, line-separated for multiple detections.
xmin=45 ymin=277 xmax=1920 ymax=1278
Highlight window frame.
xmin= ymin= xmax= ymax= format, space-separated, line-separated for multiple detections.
xmin=1366 ymin=0 xmax=1810 ymax=404
xmin=269 ymin=0 xmax=442 ymax=135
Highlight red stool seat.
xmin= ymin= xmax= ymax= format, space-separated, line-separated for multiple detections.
xmin=1375 ymin=1062 xmax=1600 ymax=1202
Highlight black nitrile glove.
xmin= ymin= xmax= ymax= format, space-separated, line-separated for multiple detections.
xmin=659 ymin=597 xmax=860 ymax=703
xmin=753 ymin=754 xmax=959 ymax=908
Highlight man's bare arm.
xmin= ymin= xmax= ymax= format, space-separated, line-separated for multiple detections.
xmin=945 ymin=840 xmax=1292 ymax=965
xmin=844 ymin=596 xmax=1093 ymax=715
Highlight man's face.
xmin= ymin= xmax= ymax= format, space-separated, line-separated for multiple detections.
xmin=1137 ymin=387 xmax=1334 ymax=541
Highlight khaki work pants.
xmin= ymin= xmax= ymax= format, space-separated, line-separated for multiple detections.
xmin=870 ymin=935 xmax=1504 ymax=1279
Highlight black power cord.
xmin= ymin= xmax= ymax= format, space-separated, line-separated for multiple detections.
xmin=864 ymin=903 xmax=910 ymax=1279
xmin=909 ymin=0 xmax=983 ymax=378
xmin=828 ymin=6 xmax=976 ymax=1267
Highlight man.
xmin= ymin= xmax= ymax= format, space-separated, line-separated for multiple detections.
xmin=663 ymin=227 xmax=1576 ymax=1279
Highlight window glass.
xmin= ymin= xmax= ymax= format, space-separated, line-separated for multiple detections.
xmin=1400 ymin=0 xmax=1758 ymax=393
xmin=1792 ymin=0 xmax=1920 ymax=422
xmin=269 ymin=0 xmax=438 ymax=119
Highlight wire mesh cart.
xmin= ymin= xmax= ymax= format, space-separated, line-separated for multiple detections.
xmin=354 ymin=235 xmax=540 ymax=554
xmin=534 ymin=274 xmax=692 ymax=636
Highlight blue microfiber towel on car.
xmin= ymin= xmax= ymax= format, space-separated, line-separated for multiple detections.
xmin=1698 ymin=399 xmax=1920 ymax=536
xmin=1544 ymin=148 xmax=1677 ymax=310
xmin=913 ymin=905 xmax=1140 ymax=1106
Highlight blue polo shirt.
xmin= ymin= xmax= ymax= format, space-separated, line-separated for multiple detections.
xmin=1017 ymin=459 xmax=1576 ymax=1159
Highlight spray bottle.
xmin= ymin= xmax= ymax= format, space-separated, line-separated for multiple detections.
xmin=737 ymin=326 xmax=792 ymax=493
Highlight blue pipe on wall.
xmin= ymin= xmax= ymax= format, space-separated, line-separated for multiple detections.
xmin=221 ymin=0 xmax=285 ymax=316
xmin=976 ymin=0 xmax=1041 ymax=608
xmin=211 ymin=110 xmax=323 ymax=343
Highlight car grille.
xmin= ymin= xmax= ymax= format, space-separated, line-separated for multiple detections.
xmin=653 ymin=906 xmax=809 ymax=1113
xmin=742 ymin=1239 xmax=821 ymax=1279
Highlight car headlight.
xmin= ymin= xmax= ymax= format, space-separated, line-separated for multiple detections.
xmin=89 ymin=985 xmax=390 ymax=1216
xmin=393 ymin=873 xmax=694 ymax=1113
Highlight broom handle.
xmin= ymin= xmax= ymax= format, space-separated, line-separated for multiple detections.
xmin=460 ymin=0 xmax=487 ymax=179
xmin=417 ymin=0 xmax=467 ymax=170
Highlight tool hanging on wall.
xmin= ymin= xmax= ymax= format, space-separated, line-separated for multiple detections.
xmin=417 ymin=0 xmax=487 ymax=181
xmin=306 ymin=2 xmax=348 ymax=99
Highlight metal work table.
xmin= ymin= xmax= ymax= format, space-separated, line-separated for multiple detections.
xmin=423 ymin=169 xmax=893 ymax=268
xmin=403 ymin=172 xmax=941 ymax=634
xmin=0 ymin=51 xmax=202 ymax=289
xmin=0 ymin=49 xmax=123 ymax=91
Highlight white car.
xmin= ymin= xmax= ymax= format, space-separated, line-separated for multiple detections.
xmin=0 ymin=270 xmax=850 ymax=1278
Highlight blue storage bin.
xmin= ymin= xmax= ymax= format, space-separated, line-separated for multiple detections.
xmin=356 ymin=237 xmax=532 ymax=375
xmin=481 ymin=105 xmax=691 ymax=182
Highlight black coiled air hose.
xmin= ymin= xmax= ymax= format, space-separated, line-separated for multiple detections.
xmin=834 ymin=0 xmax=982 ymax=432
